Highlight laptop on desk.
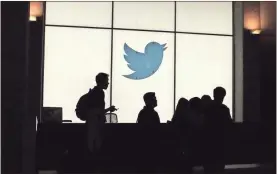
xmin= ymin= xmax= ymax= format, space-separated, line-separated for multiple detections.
xmin=42 ymin=107 xmax=63 ymax=123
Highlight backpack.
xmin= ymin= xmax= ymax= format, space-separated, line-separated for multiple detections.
xmin=75 ymin=92 xmax=90 ymax=121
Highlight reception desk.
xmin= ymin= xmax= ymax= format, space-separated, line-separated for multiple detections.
xmin=36 ymin=123 xmax=274 ymax=172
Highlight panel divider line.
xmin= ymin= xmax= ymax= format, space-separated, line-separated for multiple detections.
xmin=232 ymin=1 xmax=235 ymax=121
xmin=173 ymin=1 xmax=177 ymax=114
xmin=40 ymin=2 xmax=47 ymax=123
xmin=110 ymin=2 xmax=114 ymax=114
xmin=45 ymin=24 xmax=233 ymax=37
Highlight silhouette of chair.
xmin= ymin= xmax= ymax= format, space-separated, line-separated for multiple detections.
xmin=105 ymin=113 xmax=118 ymax=123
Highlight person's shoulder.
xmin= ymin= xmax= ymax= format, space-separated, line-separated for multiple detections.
xmin=89 ymin=87 xmax=96 ymax=93
xmin=138 ymin=108 xmax=145 ymax=115
xmin=153 ymin=109 xmax=159 ymax=116
xmin=93 ymin=86 xmax=102 ymax=92
xmin=137 ymin=108 xmax=146 ymax=122
xmin=221 ymin=104 xmax=230 ymax=110
xmin=91 ymin=86 xmax=104 ymax=95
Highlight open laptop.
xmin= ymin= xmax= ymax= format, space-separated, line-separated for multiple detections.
xmin=42 ymin=107 xmax=63 ymax=123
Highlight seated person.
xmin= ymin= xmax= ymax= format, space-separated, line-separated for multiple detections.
xmin=137 ymin=92 xmax=160 ymax=124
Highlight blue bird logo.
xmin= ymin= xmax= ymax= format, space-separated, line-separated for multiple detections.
xmin=123 ymin=41 xmax=167 ymax=80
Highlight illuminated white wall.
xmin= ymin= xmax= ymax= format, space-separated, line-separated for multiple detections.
xmin=112 ymin=30 xmax=174 ymax=123
xmin=176 ymin=34 xmax=233 ymax=114
xmin=176 ymin=2 xmax=233 ymax=35
xmin=43 ymin=27 xmax=111 ymax=123
xmin=43 ymin=2 xmax=233 ymax=123
xmin=113 ymin=2 xmax=175 ymax=31
xmin=46 ymin=2 xmax=112 ymax=27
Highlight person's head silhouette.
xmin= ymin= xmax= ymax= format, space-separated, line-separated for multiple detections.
xmin=201 ymin=95 xmax=212 ymax=109
xmin=96 ymin=73 xmax=109 ymax=90
xmin=143 ymin=92 xmax=157 ymax=108
xmin=176 ymin=97 xmax=189 ymax=110
xmin=213 ymin=87 xmax=226 ymax=104
xmin=189 ymin=97 xmax=201 ymax=111
xmin=201 ymin=95 xmax=212 ymax=102
xmin=174 ymin=97 xmax=189 ymax=116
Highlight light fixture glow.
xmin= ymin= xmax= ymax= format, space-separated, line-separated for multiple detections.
xmin=244 ymin=2 xmax=262 ymax=34
xmin=29 ymin=2 xmax=43 ymax=21
xmin=29 ymin=16 xmax=37 ymax=21
xmin=251 ymin=29 xmax=262 ymax=35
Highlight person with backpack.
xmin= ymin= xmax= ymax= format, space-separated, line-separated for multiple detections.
xmin=75 ymin=72 xmax=117 ymax=154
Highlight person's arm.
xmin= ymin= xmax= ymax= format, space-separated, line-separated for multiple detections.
xmin=104 ymin=108 xmax=109 ymax=113
xmin=104 ymin=106 xmax=117 ymax=113
xmin=137 ymin=110 xmax=143 ymax=123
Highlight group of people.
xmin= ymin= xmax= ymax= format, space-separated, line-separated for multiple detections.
xmin=136 ymin=86 xmax=231 ymax=127
xmin=135 ymin=83 xmax=232 ymax=173
xmin=172 ymin=88 xmax=232 ymax=173
xmin=76 ymin=72 xmax=233 ymax=173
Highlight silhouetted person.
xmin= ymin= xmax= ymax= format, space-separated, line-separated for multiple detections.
xmin=201 ymin=95 xmax=211 ymax=100
xmin=137 ymin=92 xmax=160 ymax=124
xmin=186 ymin=97 xmax=205 ymax=172
xmin=203 ymin=87 xmax=232 ymax=173
xmin=172 ymin=98 xmax=190 ymax=155
xmin=201 ymin=95 xmax=212 ymax=108
xmin=85 ymin=73 xmax=117 ymax=154
xmin=208 ymin=87 xmax=232 ymax=131
xmin=213 ymin=87 xmax=232 ymax=122
xmin=136 ymin=92 xmax=160 ymax=163
xmin=172 ymin=97 xmax=189 ymax=125
xmin=201 ymin=95 xmax=213 ymax=117
xmin=187 ymin=97 xmax=204 ymax=129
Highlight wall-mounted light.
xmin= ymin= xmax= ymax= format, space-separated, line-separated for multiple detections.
xmin=29 ymin=2 xmax=43 ymax=22
xmin=244 ymin=2 xmax=262 ymax=35
xmin=251 ymin=29 xmax=262 ymax=35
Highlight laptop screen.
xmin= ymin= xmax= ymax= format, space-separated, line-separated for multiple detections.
xmin=42 ymin=107 xmax=63 ymax=123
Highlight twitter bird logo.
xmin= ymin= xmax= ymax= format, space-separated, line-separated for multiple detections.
xmin=123 ymin=41 xmax=167 ymax=80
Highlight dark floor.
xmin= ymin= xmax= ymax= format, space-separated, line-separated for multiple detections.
xmin=38 ymin=163 xmax=276 ymax=174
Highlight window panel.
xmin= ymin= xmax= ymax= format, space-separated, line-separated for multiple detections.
xmin=114 ymin=2 xmax=175 ymax=31
xmin=176 ymin=2 xmax=233 ymax=35
xmin=112 ymin=30 xmax=175 ymax=123
xmin=46 ymin=2 xmax=112 ymax=28
xmin=176 ymin=34 xmax=233 ymax=115
xmin=43 ymin=27 xmax=111 ymax=123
